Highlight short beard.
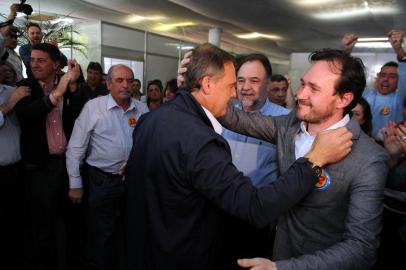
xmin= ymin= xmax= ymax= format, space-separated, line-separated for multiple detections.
xmin=296 ymin=106 xmax=335 ymax=124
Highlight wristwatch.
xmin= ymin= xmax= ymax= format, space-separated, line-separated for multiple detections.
xmin=306 ymin=158 xmax=322 ymax=178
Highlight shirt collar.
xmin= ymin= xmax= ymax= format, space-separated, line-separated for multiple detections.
xmin=201 ymin=106 xmax=223 ymax=135
xmin=107 ymin=94 xmax=136 ymax=112
xmin=299 ymin=114 xmax=350 ymax=136
xmin=39 ymin=76 xmax=58 ymax=93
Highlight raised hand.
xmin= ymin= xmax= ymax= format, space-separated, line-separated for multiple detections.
xmin=177 ymin=50 xmax=192 ymax=87
xmin=388 ymin=29 xmax=405 ymax=59
xmin=340 ymin=33 xmax=358 ymax=54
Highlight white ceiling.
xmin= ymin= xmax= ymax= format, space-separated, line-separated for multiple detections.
xmin=1 ymin=0 xmax=405 ymax=63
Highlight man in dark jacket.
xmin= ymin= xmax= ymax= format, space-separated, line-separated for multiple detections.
xmin=14 ymin=43 xmax=82 ymax=270
xmin=125 ymin=43 xmax=353 ymax=270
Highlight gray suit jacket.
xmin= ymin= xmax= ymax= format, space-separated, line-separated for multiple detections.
xmin=219 ymin=107 xmax=389 ymax=270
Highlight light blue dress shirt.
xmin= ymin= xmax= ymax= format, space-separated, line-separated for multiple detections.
xmin=66 ymin=95 xmax=149 ymax=188
xmin=0 ymin=84 xmax=21 ymax=165
xmin=363 ymin=62 xmax=406 ymax=139
xmin=222 ymin=99 xmax=290 ymax=187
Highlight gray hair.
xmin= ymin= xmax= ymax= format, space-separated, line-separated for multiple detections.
xmin=106 ymin=64 xmax=134 ymax=82
xmin=184 ymin=43 xmax=235 ymax=91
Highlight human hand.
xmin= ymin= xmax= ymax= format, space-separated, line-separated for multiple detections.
xmin=8 ymin=3 xmax=18 ymax=19
xmin=383 ymin=121 xmax=403 ymax=157
xmin=9 ymin=86 xmax=31 ymax=105
xmin=306 ymin=127 xmax=353 ymax=167
xmin=388 ymin=30 xmax=405 ymax=54
xmin=340 ymin=33 xmax=358 ymax=53
xmin=67 ymin=59 xmax=81 ymax=82
xmin=69 ymin=188 xmax=83 ymax=204
xmin=177 ymin=50 xmax=192 ymax=87
xmin=395 ymin=123 xmax=406 ymax=154
xmin=238 ymin=258 xmax=277 ymax=270
xmin=119 ymin=162 xmax=127 ymax=177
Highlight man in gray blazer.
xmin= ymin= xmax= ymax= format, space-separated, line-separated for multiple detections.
xmin=219 ymin=49 xmax=389 ymax=270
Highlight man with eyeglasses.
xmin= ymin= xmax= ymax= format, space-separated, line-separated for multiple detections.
xmin=341 ymin=30 xmax=406 ymax=140
xmin=66 ymin=64 xmax=149 ymax=270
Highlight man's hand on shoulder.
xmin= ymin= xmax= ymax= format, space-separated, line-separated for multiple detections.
xmin=238 ymin=258 xmax=277 ymax=270
xmin=306 ymin=127 xmax=353 ymax=167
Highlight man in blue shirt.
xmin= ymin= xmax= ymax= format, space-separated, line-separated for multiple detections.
xmin=222 ymin=54 xmax=290 ymax=188
xmin=341 ymin=30 xmax=406 ymax=140
xmin=221 ymin=54 xmax=290 ymax=264
xmin=66 ymin=64 xmax=149 ymax=270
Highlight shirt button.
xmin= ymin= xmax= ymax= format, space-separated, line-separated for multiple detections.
xmin=53 ymin=120 xmax=56 ymax=123
xmin=57 ymin=133 xmax=60 ymax=136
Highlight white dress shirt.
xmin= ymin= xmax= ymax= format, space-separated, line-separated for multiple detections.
xmin=295 ymin=114 xmax=350 ymax=159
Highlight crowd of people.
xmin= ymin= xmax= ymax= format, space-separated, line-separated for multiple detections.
xmin=1 ymin=2 xmax=406 ymax=270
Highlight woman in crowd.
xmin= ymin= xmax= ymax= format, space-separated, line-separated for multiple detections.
xmin=352 ymin=97 xmax=373 ymax=136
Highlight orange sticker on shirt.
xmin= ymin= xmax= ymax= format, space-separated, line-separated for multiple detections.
xmin=381 ymin=106 xmax=390 ymax=115
xmin=128 ymin=117 xmax=137 ymax=126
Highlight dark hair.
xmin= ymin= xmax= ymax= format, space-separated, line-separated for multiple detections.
xmin=184 ymin=43 xmax=235 ymax=91
xmin=134 ymin=78 xmax=141 ymax=85
xmin=357 ymin=97 xmax=372 ymax=136
xmin=237 ymin=53 xmax=272 ymax=79
xmin=31 ymin=43 xmax=61 ymax=63
xmin=165 ymin=78 xmax=179 ymax=94
xmin=270 ymin=74 xmax=288 ymax=83
xmin=26 ymin=22 xmax=41 ymax=31
xmin=382 ymin=61 xmax=398 ymax=69
xmin=309 ymin=49 xmax=366 ymax=114
xmin=147 ymin=79 xmax=163 ymax=106
xmin=87 ymin=62 xmax=103 ymax=73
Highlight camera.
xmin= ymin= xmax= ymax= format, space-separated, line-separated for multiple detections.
xmin=16 ymin=0 xmax=33 ymax=16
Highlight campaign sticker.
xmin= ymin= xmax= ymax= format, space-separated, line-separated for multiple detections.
xmin=128 ymin=117 xmax=137 ymax=126
xmin=315 ymin=170 xmax=331 ymax=191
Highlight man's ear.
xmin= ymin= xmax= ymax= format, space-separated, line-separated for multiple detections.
xmin=201 ymin=76 xmax=212 ymax=95
xmin=337 ymin=92 xmax=354 ymax=109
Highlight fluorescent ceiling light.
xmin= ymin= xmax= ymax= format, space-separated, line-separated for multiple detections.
xmin=355 ymin=42 xmax=392 ymax=48
xmin=127 ymin=15 xmax=165 ymax=23
xmin=235 ymin=32 xmax=282 ymax=40
xmin=292 ymin=0 xmax=339 ymax=6
xmin=154 ymin=22 xmax=195 ymax=31
xmin=313 ymin=6 xmax=397 ymax=19
xmin=165 ymin=42 xmax=194 ymax=50
xmin=358 ymin=37 xmax=388 ymax=42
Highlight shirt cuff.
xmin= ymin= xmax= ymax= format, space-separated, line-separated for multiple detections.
xmin=49 ymin=92 xmax=58 ymax=106
xmin=69 ymin=176 xmax=83 ymax=189
xmin=0 ymin=111 xmax=4 ymax=127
